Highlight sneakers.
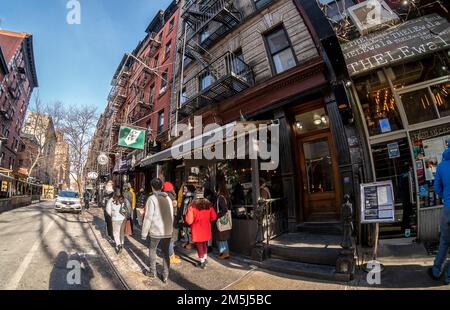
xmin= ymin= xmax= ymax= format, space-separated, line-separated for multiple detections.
xmin=197 ymin=260 xmax=207 ymax=269
xmin=143 ymin=269 xmax=156 ymax=278
xmin=115 ymin=245 xmax=123 ymax=254
xmin=170 ymin=254 xmax=182 ymax=265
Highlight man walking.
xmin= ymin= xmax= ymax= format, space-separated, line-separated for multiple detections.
xmin=429 ymin=139 xmax=450 ymax=285
xmin=141 ymin=178 xmax=174 ymax=283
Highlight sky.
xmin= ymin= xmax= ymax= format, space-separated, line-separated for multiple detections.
xmin=0 ymin=0 xmax=173 ymax=111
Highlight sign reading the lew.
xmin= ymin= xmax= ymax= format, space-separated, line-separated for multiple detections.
xmin=342 ymin=14 xmax=450 ymax=76
xmin=118 ymin=126 xmax=146 ymax=150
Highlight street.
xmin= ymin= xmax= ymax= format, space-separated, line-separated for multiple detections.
xmin=0 ymin=201 xmax=124 ymax=290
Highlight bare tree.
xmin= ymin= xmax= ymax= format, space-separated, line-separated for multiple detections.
xmin=45 ymin=101 xmax=66 ymax=130
xmin=25 ymin=91 xmax=55 ymax=181
xmin=62 ymin=105 xmax=98 ymax=193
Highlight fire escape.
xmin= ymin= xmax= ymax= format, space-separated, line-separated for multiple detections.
xmin=178 ymin=0 xmax=254 ymax=117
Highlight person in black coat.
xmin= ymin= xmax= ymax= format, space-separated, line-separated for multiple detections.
xmin=213 ymin=179 xmax=231 ymax=259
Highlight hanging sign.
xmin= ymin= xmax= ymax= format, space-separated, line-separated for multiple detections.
xmin=342 ymin=14 xmax=450 ymax=76
xmin=118 ymin=126 xmax=146 ymax=150
xmin=1 ymin=181 xmax=8 ymax=192
xmin=360 ymin=181 xmax=396 ymax=224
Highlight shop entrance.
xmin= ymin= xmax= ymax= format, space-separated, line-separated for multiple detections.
xmin=293 ymin=106 xmax=341 ymax=222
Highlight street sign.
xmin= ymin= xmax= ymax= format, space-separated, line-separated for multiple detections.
xmin=118 ymin=126 xmax=146 ymax=150
xmin=387 ymin=142 xmax=400 ymax=159
xmin=360 ymin=181 xmax=395 ymax=224
xmin=97 ymin=153 xmax=109 ymax=166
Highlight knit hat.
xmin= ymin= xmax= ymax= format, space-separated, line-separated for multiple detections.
xmin=162 ymin=181 xmax=174 ymax=192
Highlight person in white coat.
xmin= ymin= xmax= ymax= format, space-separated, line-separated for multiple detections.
xmin=106 ymin=188 xmax=130 ymax=254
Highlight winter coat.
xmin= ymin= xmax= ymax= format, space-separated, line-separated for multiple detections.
xmin=106 ymin=198 xmax=128 ymax=222
xmin=435 ymin=147 xmax=450 ymax=208
xmin=185 ymin=201 xmax=217 ymax=243
xmin=141 ymin=192 xmax=174 ymax=239
xmin=213 ymin=195 xmax=232 ymax=241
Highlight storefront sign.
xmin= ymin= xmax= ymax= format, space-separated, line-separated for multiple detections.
xmin=387 ymin=142 xmax=400 ymax=159
xmin=118 ymin=126 xmax=146 ymax=150
xmin=360 ymin=181 xmax=395 ymax=223
xmin=342 ymin=14 xmax=450 ymax=76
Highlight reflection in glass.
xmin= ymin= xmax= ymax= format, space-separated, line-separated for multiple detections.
xmin=400 ymin=89 xmax=438 ymax=124
xmin=303 ymin=139 xmax=334 ymax=193
xmin=431 ymin=82 xmax=450 ymax=118
xmin=294 ymin=108 xmax=329 ymax=134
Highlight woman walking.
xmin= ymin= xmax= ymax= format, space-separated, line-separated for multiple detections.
xmin=214 ymin=180 xmax=232 ymax=259
xmin=185 ymin=190 xmax=217 ymax=269
xmin=106 ymin=188 xmax=130 ymax=254
xmin=179 ymin=184 xmax=196 ymax=249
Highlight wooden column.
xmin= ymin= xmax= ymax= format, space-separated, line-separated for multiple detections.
xmin=274 ymin=108 xmax=299 ymax=231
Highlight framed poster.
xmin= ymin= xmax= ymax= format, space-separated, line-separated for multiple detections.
xmin=360 ymin=181 xmax=395 ymax=224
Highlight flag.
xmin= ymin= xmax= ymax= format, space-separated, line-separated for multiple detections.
xmin=118 ymin=126 xmax=146 ymax=150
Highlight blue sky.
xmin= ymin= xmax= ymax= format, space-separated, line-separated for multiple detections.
xmin=0 ymin=0 xmax=173 ymax=111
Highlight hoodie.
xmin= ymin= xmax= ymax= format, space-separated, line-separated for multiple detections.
xmin=435 ymin=146 xmax=450 ymax=208
xmin=141 ymin=191 xmax=174 ymax=239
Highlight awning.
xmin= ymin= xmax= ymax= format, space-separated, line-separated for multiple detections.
xmin=139 ymin=121 xmax=275 ymax=168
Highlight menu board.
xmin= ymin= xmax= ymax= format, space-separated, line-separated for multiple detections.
xmin=360 ymin=181 xmax=395 ymax=224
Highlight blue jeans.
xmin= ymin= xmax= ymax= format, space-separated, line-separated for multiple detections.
xmin=432 ymin=208 xmax=450 ymax=282
xmin=217 ymin=240 xmax=229 ymax=254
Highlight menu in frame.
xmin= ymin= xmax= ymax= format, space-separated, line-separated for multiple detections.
xmin=360 ymin=181 xmax=396 ymax=224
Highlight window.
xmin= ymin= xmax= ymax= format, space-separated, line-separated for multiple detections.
xmin=431 ymin=82 xmax=450 ymax=118
xmin=294 ymin=108 xmax=329 ymax=135
xmin=158 ymin=32 xmax=163 ymax=42
xmin=160 ymin=71 xmax=168 ymax=94
xmin=199 ymin=72 xmax=213 ymax=91
xmin=18 ymin=159 xmax=23 ymax=167
xmin=180 ymin=86 xmax=188 ymax=105
xmin=149 ymin=84 xmax=155 ymax=104
xmin=165 ymin=41 xmax=172 ymax=60
xmin=304 ymin=139 xmax=334 ymax=193
xmin=157 ymin=110 xmax=165 ymax=134
xmin=168 ymin=18 xmax=175 ymax=33
xmin=154 ymin=54 xmax=159 ymax=68
xmin=400 ymin=89 xmax=438 ymax=125
xmin=265 ymin=27 xmax=296 ymax=74
xmin=232 ymin=49 xmax=246 ymax=75
xmin=254 ymin=0 xmax=272 ymax=10
xmin=200 ymin=26 xmax=210 ymax=43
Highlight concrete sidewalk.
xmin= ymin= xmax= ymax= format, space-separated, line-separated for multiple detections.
xmin=84 ymin=207 xmax=449 ymax=290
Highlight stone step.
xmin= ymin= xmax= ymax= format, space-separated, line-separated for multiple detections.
xmin=297 ymin=222 xmax=343 ymax=235
xmin=250 ymin=258 xmax=352 ymax=282
xmin=268 ymin=244 xmax=340 ymax=266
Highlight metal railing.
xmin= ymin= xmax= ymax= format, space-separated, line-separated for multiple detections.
xmin=182 ymin=51 xmax=254 ymax=105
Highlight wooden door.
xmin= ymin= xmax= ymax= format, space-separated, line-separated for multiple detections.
xmin=298 ymin=130 xmax=341 ymax=222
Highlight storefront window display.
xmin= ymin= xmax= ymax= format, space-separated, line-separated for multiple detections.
xmin=431 ymin=81 xmax=450 ymax=118
xmin=400 ymin=88 xmax=438 ymax=125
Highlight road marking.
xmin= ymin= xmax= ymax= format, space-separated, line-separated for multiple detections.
xmin=4 ymin=215 xmax=57 ymax=290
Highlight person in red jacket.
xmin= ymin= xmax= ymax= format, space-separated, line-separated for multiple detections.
xmin=185 ymin=192 xmax=217 ymax=269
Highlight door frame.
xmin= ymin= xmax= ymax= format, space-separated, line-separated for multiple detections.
xmin=289 ymin=101 xmax=342 ymax=223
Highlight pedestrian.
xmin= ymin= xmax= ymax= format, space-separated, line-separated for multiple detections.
xmin=136 ymin=187 xmax=147 ymax=227
xmin=179 ymin=184 xmax=196 ymax=249
xmin=123 ymin=183 xmax=135 ymax=235
xmin=213 ymin=179 xmax=232 ymax=259
xmin=162 ymin=181 xmax=182 ymax=265
xmin=141 ymin=178 xmax=174 ymax=283
xmin=103 ymin=180 xmax=115 ymax=242
xmin=106 ymin=188 xmax=130 ymax=254
xmin=83 ymin=190 xmax=91 ymax=210
xmin=185 ymin=189 xmax=217 ymax=269
xmin=428 ymin=139 xmax=450 ymax=285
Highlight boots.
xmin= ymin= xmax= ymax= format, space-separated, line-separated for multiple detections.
xmin=170 ymin=254 xmax=181 ymax=264
xmin=217 ymin=252 xmax=230 ymax=260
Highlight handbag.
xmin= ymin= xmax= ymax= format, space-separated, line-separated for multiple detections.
xmin=216 ymin=195 xmax=232 ymax=232
xmin=119 ymin=202 xmax=130 ymax=218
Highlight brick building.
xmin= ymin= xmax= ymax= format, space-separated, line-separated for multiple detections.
xmin=0 ymin=30 xmax=38 ymax=172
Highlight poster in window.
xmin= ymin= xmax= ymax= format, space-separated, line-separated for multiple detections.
xmin=379 ymin=118 xmax=391 ymax=133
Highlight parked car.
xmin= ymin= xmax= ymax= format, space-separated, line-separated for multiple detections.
xmin=54 ymin=190 xmax=82 ymax=213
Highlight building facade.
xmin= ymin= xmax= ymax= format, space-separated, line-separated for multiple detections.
xmin=21 ymin=112 xmax=57 ymax=185
xmin=53 ymin=130 xmax=70 ymax=190
xmin=0 ymin=30 xmax=38 ymax=172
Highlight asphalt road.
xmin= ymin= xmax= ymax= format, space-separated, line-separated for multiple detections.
xmin=0 ymin=201 xmax=124 ymax=290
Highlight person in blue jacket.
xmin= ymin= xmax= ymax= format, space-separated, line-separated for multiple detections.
xmin=429 ymin=139 xmax=450 ymax=285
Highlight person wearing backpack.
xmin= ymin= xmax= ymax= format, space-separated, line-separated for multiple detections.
xmin=185 ymin=188 xmax=217 ymax=269
xmin=213 ymin=179 xmax=232 ymax=259
xmin=141 ymin=178 xmax=174 ymax=283
xmin=106 ymin=188 xmax=130 ymax=254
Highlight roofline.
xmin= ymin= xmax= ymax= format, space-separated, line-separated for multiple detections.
xmin=145 ymin=0 xmax=179 ymax=34
xmin=0 ymin=46 xmax=8 ymax=76
xmin=22 ymin=34 xmax=39 ymax=88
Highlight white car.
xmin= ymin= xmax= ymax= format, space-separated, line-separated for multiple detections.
xmin=54 ymin=190 xmax=82 ymax=213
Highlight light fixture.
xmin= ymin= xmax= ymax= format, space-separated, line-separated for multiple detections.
xmin=295 ymin=121 xmax=303 ymax=129
xmin=321 ymin=115 xmax=328 ymax=123
xmin=313 ymin=118 xmax=322 ymax=126
xmin=345 ymin=80 xmax=352 ymax=88
xmin=402 ymin=0 xmax=409 ymax=6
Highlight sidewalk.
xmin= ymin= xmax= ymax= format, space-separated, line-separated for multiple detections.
xmin=84 ymin=207 xmax=449 ymax=290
